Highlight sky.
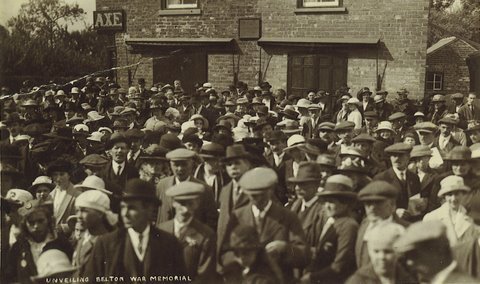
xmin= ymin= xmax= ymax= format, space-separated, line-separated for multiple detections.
xmin=0 ymin=0 xmax=95 ymax=31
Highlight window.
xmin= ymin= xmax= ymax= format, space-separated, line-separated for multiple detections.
xmin=426 ymin=72 xmax=443 ymax=91
xmin=165 ymin=0 xmax=198 ymax=9
xmin=302 ymin=0 xmax=339 ymax=7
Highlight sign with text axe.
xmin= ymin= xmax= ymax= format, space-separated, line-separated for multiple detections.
xmin=93 ymin=10 xmax=125 ymax=32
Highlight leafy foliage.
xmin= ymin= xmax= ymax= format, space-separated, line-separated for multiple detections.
xmin=1 ymin=0 xmax=110 ymax=85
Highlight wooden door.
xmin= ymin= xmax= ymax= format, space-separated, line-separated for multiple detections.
xmin=153 ymin=51 xmax=207 ymax=94
xmin=288 ymin=54 xmax=347 ymax=97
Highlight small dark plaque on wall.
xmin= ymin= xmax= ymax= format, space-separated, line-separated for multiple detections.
xmin=238 ymin=18 xmax=261 ymax=40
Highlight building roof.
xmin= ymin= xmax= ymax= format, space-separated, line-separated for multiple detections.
xmin=257 ymin=37 xmax=379 ymax=48
xmin=427 ymin=36 xmax=480 ymax=56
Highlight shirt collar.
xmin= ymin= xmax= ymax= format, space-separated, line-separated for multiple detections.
xmin=174 ymin=217 xmax=193 ymax=230
xmin=302 ymin=196 xmax=319 ymax=209
xmin=252 ymin=200 xmax=273 ymax=218
xmin=175 ymin=176 xmax=191 ymax=184
xmin=392 ymin=166 xmax=406 ymax=179
xmin=112 ymin=160 xmax=126 ymax=170
xmin=128 ymin=224 xmax=150 ymax=237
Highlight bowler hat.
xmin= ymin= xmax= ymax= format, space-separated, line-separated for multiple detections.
xmin=199 ymin=143 xmax=224 ymax=158
xmin=318 ymin=174 xmax=357 ymax=199
xmin=444 ymin=146 xmax=471 ymax=161
xmin=105 ymin=133 xmax=129 ymax=150
xmin=358 ymin=181 xmax=398 ymax=201
xmin=222 ymin=144 xmax=250 ymax=162
xmin=288 ymin=162 xmax=322 ymax=183
xmin=122 ymin=178 xmax=160 ymax=205
xmin=159 ymin=133 xmax=183 ymax=150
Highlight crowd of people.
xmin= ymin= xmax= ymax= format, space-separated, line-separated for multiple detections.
xmin=2 ymin=76 xmax=480 ymax=283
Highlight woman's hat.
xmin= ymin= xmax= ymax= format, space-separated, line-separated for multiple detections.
xmin=46 ymin=159 xmax=73 ymax=176
xmin=318 ymin=174 xmax=357 ymax=199
xmin=437 ymin=175 xmax=470 ymax=197
xmin=29 ymin=176 xmax=55 ymax=192
xmin=74 ymin=175 xmax=112 ymax=195
xmin=375 ymin=121 xmax=396 ymax=134
xmin=189 ymin=114 xmax=209 ymax=129
xmin=444 ymin=146 xmax=471 ymax=161
xmin=75 ymin=190 xmax=117 ymax=225
xmin=31 ymin=250 xmax=77 ymax=282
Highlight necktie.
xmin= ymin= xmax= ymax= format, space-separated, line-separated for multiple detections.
xmin=255 ymin=213 xmax=264 ymax=235
xmin=128 ymin=153 xmax=135 ymax=164
xmin=138 ymin=233 xmax=143 ymax=255
xmin=320 ymin=217 xmax=334 ymax=240
xmin=117 ymin=165 xmax=122 ymax=176
xmin=233 ymin=186 xmax=241 ymax=206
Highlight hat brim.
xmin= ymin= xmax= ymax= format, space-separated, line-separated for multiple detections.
xmin=317 ymin=191 xmax=357 ymax=199
xmin=31 ymin=267 xmax=78 ymax=281
xmin=288 ymin=177 xmax=321 ymax=183
xmin=74 ymin=185 xmax=113 ymax=195
xmin=29 ymin=183 xmax=56 ymax=192
xmin=297 ymin=145 xmax=322 ymax=155
xmin=358 ymin=195 xmax=390 ymax=202
xmin=283 ymin=143 xmax=305 ymax=152
xmin=437 ymin=186 xmax=470 ymax=197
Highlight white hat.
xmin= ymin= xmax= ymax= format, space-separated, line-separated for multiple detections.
xmin=75 ymin=190 xmax=118 ymax=225
xmin=70 ymin=87 xmax=80 ymax=94
xmin=6 ymin=189 xmax=34 ymax=205
xmin=29 ymin=176 xmax=55 ymax=192
xmin=347 ymin=97 xmax=361 ymax=105
xmin=87 ymin=131 xmax=104 ymax=142
xmin=296 ymin=98 xmax=311 ymax=109
xmin=84 ymin=111 xmax=105 ymax=123
xmin=471 ymin=143 xmax=480 ymax=159
xmin=31 ymin=249 xmax=77 ymax=281
xmin=202 ymin=82 xmax=213 ymax=88
xmin=98 ymin=127 xmax=113 ymax=134
xmin=128 ymin=86 xmax=138 ymax=95
xmin=73 ymin=124 xmax=89 ymax=133
xmin=375 ymin=121 xmax=396 ymax=133
xmin=15 ymin=134 xmax=31 ymax=142
xmin=54 ymin=90 xmax=66 ymax=98
xmin=283 ymin=134 xmax=306 ymax=151
xmin=438 ymin=176 xmax=470 ymax=197
xmin=74 ymin=175 xmax=112 ymax=195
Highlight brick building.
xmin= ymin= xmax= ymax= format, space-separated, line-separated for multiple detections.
xmin=95 ymin=0 xmax=430 ymax=99
xmin=426 ymin=36 xmax=480 ymax=97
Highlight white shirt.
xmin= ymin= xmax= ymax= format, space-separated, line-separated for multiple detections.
xmin=175 ymin=176 xmax=191 ymax=185
xmin=127 ymin=225 xmax=150 ymax=261
xmin=252 ymin=200 xmax=273 ymax=219
xmin=112 ymin=160 xmax=126 ymax=175
xmin=292 ymin=161 xmax=300 ymax=177
xmin=418 ymin=171 xmax=426 ymax=183
xmin=431 ymin=261 xmax=457 ymax=284
xmin=392 ymin=167 xmax=407 ymax=182
xmin=53 ymin=187 xmax=68 ymax=216
xmin=128 ymin=150 xmax=141 ymax=162
xmin=174 ymin=217 xmax=193 ymax=238
xmin=301 ymin=196 xmax=318 ymax=212
xmin=438 ymin=135 xmax=451 ymax=150
xmin=203 ymin=172 xmax=216 ymax=187
xmin=28 ymin=235 xmax=53 ymax=264
xmin=273 ymin=152 xmax=285 ymax=167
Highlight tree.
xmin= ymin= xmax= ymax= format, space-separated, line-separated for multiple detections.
xmin=0 ymin=0 xmax=110 ymax=87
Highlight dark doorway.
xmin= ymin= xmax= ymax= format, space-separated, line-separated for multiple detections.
xmin=288 ymin=54 xmax=347 ymax=97
xmin=153 ymin=51 xmax=207 ymax=94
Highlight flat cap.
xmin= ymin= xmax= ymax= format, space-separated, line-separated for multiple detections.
xmin=437 ymin=117 xmax=457 ymax=125
xmin=166 ymin=148 xmax=196 ymax=161
xmin=388 ymin=112 xmax=407 ymax=121
xmin=451 ymin=93 xmax=464 ymax=99
xmin=364 ymin=111 xmax=378 ymax=118
xmin=318 ymin=122 xmax=335 ymax=131
xmin=413 ymin=122 xmax=438 ymax=134
xmin=334 ymin=121 xmax=355 ymax=131
xmin=239 ymin=167 xmax=278 ymax=194
xmin=352 ymin=133 xmax=376 ymax=144
xmin=358 ymin=181 xmax=398 ymax=201
xmin=394 ymin=220 xmax=447 ymax=253
xmin=166 ymin=182 xmax=204 ymax=200
xmin=384 ymin=143 xmax=412 ymax=155
xmin=410 ymin=145 xmax=432 ymax=158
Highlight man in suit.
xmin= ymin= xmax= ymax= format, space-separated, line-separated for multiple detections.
xmin=302 ymin=104 xmax=322 ymax=139
xmin=125 ymin=129 xmax=145 ymax=170
xmin=264 ymin=130 xmax=289 ymax=204
xmin=158 ymin=182 xmax=217 ymax=282
xmin=458 ymin=92 xmax=480 ymax=126
xmin=216 ymin=145 xmax=254 ymax=272
xmin=351 ymin=133 xmax=387 ymax=176
xmin=355 ymin=181 xmax=410 ymax=269
xmin=373 ymin=143 xmax=421 ymax=220
xmin=220 ymin=167 xmax=310 ymax=282
xmin=83 ymin=179 xmax=188 ymax=281
xmin=394 ymin=220 xmax=476 ymax=283
xmin=288 ymin=162 xmax=324 ymax=253
xmin=434 ymin=117 xmax=461 ymax=158
xmin=155 ymin=148 xmax=218 ymax=229
xmin=410 ymin=145 xmax=437 ymax=216
xmin=447 ymin=93 xmax=465 ymax=114
xmin=98 ymin=133 xmax=139 ymax=211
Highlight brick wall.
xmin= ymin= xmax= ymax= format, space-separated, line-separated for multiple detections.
xmin=97 ymin=0 xmax=430 ymax=99
xmin=426 ymin=39 xmax=477 ymax=96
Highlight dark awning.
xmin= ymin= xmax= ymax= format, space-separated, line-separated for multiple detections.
xmin=257 ymin=37 xmax=380 ymax=48
xmin=125 ymin=38 xmax=238 ymax=54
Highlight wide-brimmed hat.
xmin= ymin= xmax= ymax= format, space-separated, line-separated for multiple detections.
xmin=222 ymin=144 xmax=251 ymax=162
xmin=199 ymin=143 xmax=224 ymax=158
xmin=277 ymin=119 xmax=301 ymax=134
xmin=298 ymin=139 xmax=328 ymax=155
xmin=74 ymin=175 xmax=112 ymax=195
xmin=438 ymin=175 xmax=470 ymax=197
xmin=31 ymin=249 xmax=77 ymax=282
xmin=43 ymin=127 xmax=73 ymax=141
xmin=444 ymin=146 xmax=471 ymax=161
xmin=283 ymin=134 xmax=306 ymax=151
xmin=29 ymin=176 xmax=55 ymax=192
xmin=375 ymin=121 xmax=396 ymax=134
xmin=46 ymin=159 xmax=73 ymax=176
xmin=84 ymin=111 xmax=105 ymax=123
xmin=280 ymin=106 xmax=300 ymax=120
xmin=288 ymin=161 xmax=322 ymax=183
xmin=318 ymin=174 xmax=357 ymax=199
xmin=122 ymin=178 xmax=160 ymax=205
xmin=357 ymin=87 xmax=373 ymax=100
xmin=189 ymin=114 xmax=209 ymax=129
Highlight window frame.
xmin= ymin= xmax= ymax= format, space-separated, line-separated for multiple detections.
xmin=426 ymin=71 xmax=444 ymax=91
xmin=301 ymin=0 xmax=340 ymax=8
xmin=163 ymin=0 xmax=198 ymax=9
xmin=159 ymin=0 xmax=201 ymax=15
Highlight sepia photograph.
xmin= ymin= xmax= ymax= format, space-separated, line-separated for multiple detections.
xmin=1 ymin=0 xmax=480 ymax=283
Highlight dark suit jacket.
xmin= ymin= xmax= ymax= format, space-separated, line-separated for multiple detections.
xmin=99 ymin=162 xmax=139 ymax=196
xmin=264 ymin=152 xmax=289 ymax=204
xmin=375 ymin=102 xmax=394 ymax=122
xmin=373 ymin=168 xmax=420 ymax=210
xmin=355 ymin=216 xmax=409 ymax=268
xmin=290 ymin=198 xmax=324 ymax=248
xmin=302 ymin=116 xmax=322 ymax=139
xmin=458 ymin=103 xmax=480 ymax=124
xmin=346 ymin=263 xmax=418 ymax=284
xmin=155 ymin=176 xmax=218 ymax=230
xmin=309 ymin=216 xmax=359 ymax=284
xmin=83 ymin=227 xmax=187 ymax=282
xmin=158 ymin=219 xmax=217 ymax=282
xmin=193 ymin=164 xmax=230 ymax=205
xmin=220 ymin=203 xmax=310 ymax=282
xmin=433 ymin=135 xmax=460 ymax=158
